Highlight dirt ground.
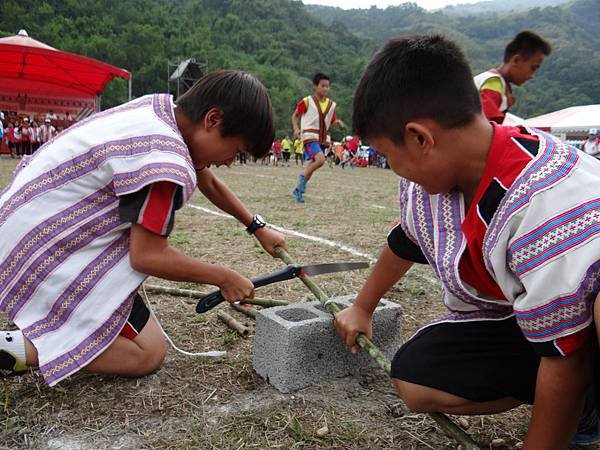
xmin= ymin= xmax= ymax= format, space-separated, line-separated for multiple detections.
xmin=0 ymin=157 xmax=534 ymax=449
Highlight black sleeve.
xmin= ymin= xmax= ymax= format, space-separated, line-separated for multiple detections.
xmin=387 ymin=223 xmax=428 ymax=264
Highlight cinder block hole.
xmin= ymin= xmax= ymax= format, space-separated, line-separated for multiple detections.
xmin=313 ymin=303 xmax=345 ymax=313
xmin=276 ymin=308 xmax=318 ymax=322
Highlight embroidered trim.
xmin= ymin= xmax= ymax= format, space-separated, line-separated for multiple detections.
xmin=0 ymin=188 xmax=115 ymax=296
xmin=23 ymin=234 xmax=131 ymax=340
xmin=40 ymin=290 xmax=135 ymax=386
xmin=1 ymin=210 xmax=123 ymax=318
xmin=113 ymin=163 xmax=192 ymax=196
xmin=484 ymin=130 xmax=578 ymax=269
xmin=515 ymin=259 xmax=600 ymax=341
xmin=152 ymin=94 xmax=180 ymax=135
xmin=509 ymin=199 xmax=600 ymax=276
xmin=0 ymin=135 xmax=194 ymax=229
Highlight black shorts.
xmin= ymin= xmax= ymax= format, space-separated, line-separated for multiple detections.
xmin=119 ymin=294 xmax=150 ymax=340
xmin=391 ymin=317 xmax=539 ymax=404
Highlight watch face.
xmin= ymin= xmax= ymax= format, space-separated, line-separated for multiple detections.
xmin=255 ymin=214 xmax=266 ymax=226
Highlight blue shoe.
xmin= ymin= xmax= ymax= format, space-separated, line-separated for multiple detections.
xmin=298 ymin=174 xmax=307 ymax=193
xmin=571 ymin=417 xmax=600 ymax=448
xmin=292 ymin=187 xmax=304 ymax=203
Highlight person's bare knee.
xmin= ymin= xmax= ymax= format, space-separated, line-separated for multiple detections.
xmin=392 ymin=379 xmax=522 ymax=415
xmin=129 ymin=317 xmax=167 ymax=375
xmin=84 ymin=315 xmax=167 ymax=377
xmin=393 ymin=379 xmax=435 ymax=412
xmin=313 ymin=153 xmax=325 ymax=168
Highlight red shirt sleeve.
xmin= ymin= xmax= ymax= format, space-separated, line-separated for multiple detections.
xmin=480 ymin=89 xmax=505 ymax=124
xmin=119 ymin=181 xmax=181 ymax=236
xmin=331 ymin=110 xmax=337 ymax=123
xmin=295 ymin=99 xmax=307 ymax=116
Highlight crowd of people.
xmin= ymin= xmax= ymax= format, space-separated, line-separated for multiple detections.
xmin=241 ymin=134 xmax=387 ymax=169
xmin=0 ymin=110 xmax=74 ymax=158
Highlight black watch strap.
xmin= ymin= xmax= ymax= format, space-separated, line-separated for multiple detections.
xmin=246 ymin=214 xmax=266 ymax=234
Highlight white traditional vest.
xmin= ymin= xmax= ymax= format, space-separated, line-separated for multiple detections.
xmin=300 ymin=96 xmax=336 ymax=146
xmin=473 ymin=70 xmax=509 ymax=112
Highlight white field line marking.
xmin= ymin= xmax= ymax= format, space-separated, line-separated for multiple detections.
xmin=187 ymin=204 xmax=377 ymax=263
xmin=238 ymin=172 xmax=270 ymax=178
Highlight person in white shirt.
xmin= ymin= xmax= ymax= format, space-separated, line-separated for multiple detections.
xmin=582 ymin=129 xmax=600 ymax=158
xmin=45 ymin=110 xmax=58 ymax=121
xmin=39 ymin=119 xmax=56 ymax=144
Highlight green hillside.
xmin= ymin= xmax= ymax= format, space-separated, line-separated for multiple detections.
xmin=2 ymin=0 xmax=599 ymax=135
xmin=308 ymin=0 xmax=600 ymax=118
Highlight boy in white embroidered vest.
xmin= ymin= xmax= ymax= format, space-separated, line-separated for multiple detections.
xmin=0 ymin=70 xmax=286 ymax=386
xmin=291 ymin=73 xmax=345 ymax=203
xmin=474 ymin=31 xmax=551 ymax=124
xmin=335 ymin=35 xmax=600 ymax=448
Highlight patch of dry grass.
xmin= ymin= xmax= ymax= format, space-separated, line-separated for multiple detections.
xmin=0 ymin=157 xmax=530 ymax=449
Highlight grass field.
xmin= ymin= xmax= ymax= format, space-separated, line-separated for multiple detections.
xmin=0 ymin=157 xmax=531 ymax=449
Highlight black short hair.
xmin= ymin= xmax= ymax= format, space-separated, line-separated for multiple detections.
xmin=504 ymin=31 xmax=551 ymax=62
xmin=176 ymin=70 xmax=274 ymax=158
xmin=312 ymin=73 xmax=330 ymax=86
xmin=353 ymin=35 xmax=481 ymax=144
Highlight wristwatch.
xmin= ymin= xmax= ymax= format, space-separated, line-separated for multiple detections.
xmin=246 ymin=214 xmax=267 ymax=234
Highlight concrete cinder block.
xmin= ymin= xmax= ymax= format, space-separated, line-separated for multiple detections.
xmin=253 ymin=295 xmax=402 ymax=393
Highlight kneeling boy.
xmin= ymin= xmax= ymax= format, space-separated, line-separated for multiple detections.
xmin=335 ymin=36 xmax=600 ymax=448
xmin=0 ymin=70 xmax=286 ymax=386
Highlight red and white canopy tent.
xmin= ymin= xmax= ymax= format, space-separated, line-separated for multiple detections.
xmin=525 ymin=104 xmax=600 ymax=134
xmin=0 ymin=30 xmax=131 ymax=119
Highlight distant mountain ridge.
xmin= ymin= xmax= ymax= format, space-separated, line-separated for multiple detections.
xmin=440 ymin=0 xmax=573 ymax=16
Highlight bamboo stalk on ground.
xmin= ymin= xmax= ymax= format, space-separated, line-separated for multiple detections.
xmin=145 ymin=284 xmax=286 ymax=307
xmin=239 ymin=298 xmax=289 ymax=307
xmin=145 ymin=284 xmax=205 ymax=299
xmin=217 ymin=310 xmax=250 ymax=337
xmin=274 ymin=246 xmax=481 ymax=450
xmin=230 ymin=302 xmax=257 ymax=319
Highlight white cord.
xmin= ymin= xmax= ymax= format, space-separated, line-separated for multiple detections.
xmin=141 ymin=284 xmax=226 ymax=357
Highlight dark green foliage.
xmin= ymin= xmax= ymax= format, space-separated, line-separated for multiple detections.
xmin=1 ymin=0 xmax=598 ymax=135
xmin=308 ymin=0 xmax=600 ymax=118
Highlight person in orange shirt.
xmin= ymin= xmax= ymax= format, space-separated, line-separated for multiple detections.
xmin=291 ymin=73 xmax=344 ymax=203
xmin=474 ymin=31 xmax=551 ymax=124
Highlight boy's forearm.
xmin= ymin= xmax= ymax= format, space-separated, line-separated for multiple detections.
xmin=354 ymin=245 xmax=413 ymax=314
xmin=130 ymin=228 xmax=233 ymax=286
xmin=197 ymin=168 xmax=252 ymax=227
xmin=524 ymin=347 xmax=593 ymax=450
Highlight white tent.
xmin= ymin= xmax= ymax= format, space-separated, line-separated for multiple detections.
xmin=525 ymin=105 xmax=600 ymax=133
xmin=503 ymin=112 xmax=525 ymax=126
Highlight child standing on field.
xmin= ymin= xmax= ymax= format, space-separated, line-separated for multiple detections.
xmin=293 ymin=137 xmax=304 ymax=166
xmin=291 ymin=73 xmax=345 ymax=203
xmin=335 ymin=35 xmax=600 ymax=449
xmin=0 ymin=70 xmax=286 ymax=386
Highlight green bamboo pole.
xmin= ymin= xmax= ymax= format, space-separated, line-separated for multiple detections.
xmin=239 ymin=298 xmax=289 ymax=308
xmin=145 ymin=284 xmax=205 ymax=299
xmin=144 ymin=284 xmax=285 ymax=307
xmin=274 ymin=246 xmax=480 ymax=450
xmin=230 ymin=302 xmax=257 ymax=319
xmin=217 ymin=311 xmax=250 ymax=337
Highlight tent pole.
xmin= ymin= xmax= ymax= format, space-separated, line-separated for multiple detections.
xmin=128 ymin=77 xmax=132 ymax=101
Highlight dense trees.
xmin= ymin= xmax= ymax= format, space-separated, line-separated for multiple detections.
xmin=2 ymin=0 xmax=598 ymax=135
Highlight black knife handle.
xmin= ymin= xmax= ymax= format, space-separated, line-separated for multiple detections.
xmin=196 ymin=290 xmax=225 ymax=313
xmin=196 ymin=264 xmax=302 ymax=313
